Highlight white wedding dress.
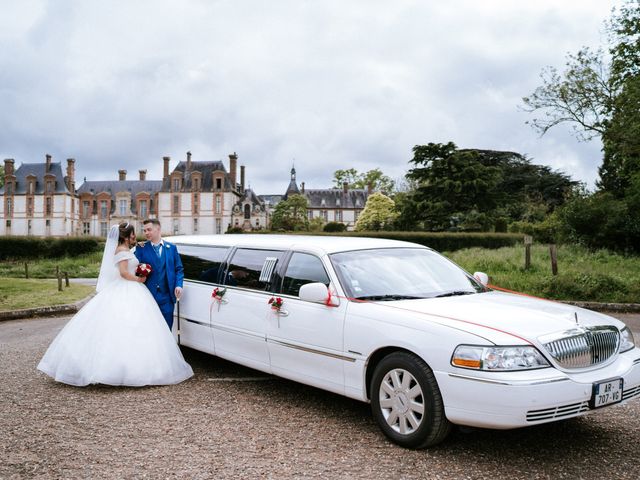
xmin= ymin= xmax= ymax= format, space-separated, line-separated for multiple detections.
xmin=37 ymin=250 xmax=194 ymax=387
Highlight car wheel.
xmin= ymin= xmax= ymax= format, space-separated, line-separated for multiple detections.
xmin=370 ymin=351 xmax=451 ymax=448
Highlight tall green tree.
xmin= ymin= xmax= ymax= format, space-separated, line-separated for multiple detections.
xmin=522 ymin=0 xmax=640 ymax=195
xmin=270 ymin=194 xmax=309 ymax=231
xmin=406 ymin=142 xmax=503 ymax=230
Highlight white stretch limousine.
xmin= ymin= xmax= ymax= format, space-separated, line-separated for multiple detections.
xmin=168 ymin=234 xmax=640 ymax=448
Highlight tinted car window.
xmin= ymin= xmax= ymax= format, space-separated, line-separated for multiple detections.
xmin=281 ymin=252 xmax=330 ymax=297
xmin=225 ymin=248 xmax=284 ymax=291
xmin=179 ymin=245 xmax=229 ymax=284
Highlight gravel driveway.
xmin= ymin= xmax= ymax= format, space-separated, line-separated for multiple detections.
xmin=1 ymin=315 xmax=639 ymax=479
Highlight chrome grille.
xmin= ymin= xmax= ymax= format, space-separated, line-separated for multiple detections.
xmin=541 ymin=326 xmax=619 ymax=369
xmin=526 ymin=401 xmax=589 ymax=422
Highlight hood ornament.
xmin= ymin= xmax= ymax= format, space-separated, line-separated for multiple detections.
xmin=575 ymin=312 xmax=579 ymax=325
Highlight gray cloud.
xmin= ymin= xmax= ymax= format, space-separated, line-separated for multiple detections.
xmin=0 ymin=0 xmax=616 ymax=193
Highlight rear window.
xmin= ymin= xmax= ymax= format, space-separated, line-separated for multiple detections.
xmin=179 ymin=245 xmax=229 ymax=284
xmin=224 ymin=248 xmax=285 ymax=291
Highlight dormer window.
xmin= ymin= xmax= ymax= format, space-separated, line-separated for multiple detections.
xmin=321 ymin=198 xmax=326 ymax=207
xmin=173 ymin=178 xmax=181 ymax=191
xmin=336 ymin=198 xmax=341 ymax=207
xmin=216 ymin=178 xmax=222 ymax=190
xmin=193 ymin=178 xmax=199 ymax=190
xmin=28 ymin=181 xmax=35 ymax=195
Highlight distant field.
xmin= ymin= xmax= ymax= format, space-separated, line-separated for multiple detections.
xmin=0 ymin=278 xmax=95 ymax=311
xmin=0 ymin=252 xmax=102 ymax=279
xmin=446 ymin=244 xmax=640 ymax=303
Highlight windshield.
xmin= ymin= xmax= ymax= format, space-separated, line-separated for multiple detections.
xmin=330 ymin=247 xmax=485 ymax=300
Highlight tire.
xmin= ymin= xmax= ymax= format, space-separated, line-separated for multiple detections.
xmin=370 ymin=351 xmax=451 ymax=448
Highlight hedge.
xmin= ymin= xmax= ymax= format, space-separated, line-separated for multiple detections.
xmin=0 ymin=236 xmax=103 ymax=260
xmin=265 ymin=231 xmax=524 ymax=251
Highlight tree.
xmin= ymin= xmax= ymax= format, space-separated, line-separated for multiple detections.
xmin=332 ymin=168 xmax=395 ymax=192
xmin=522 ymin=0 xmax=640 ymax=194
xmin=0 ymin=165 xmax=4 ymax=188
xmin=355 ymin=192 xmax=397 ymax=231
xmin=406 ymin=142 xmax=503 ymax=230
xmin=270 ymin=194 xmax=309 ymax=231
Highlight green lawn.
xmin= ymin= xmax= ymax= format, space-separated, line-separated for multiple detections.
xmin=446 ymin=244 xmax=640 ymax=303
xmin=0 ymin=278 xmax=95 ymax=311
xmin=0 ymin=251 xmax=102 ymax=279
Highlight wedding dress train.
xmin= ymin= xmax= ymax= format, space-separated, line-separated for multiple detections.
xmin=37 ymin=251 xmax=194 ymax=387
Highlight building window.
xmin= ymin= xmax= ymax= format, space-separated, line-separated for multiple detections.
xmin=308 ymin=210 xmax=313 ymax=220
xmin=173 ymin=219 xmax=179 ymax=235
xmin=215 ymin=195 xmax=221 ymax=214
xmin=100 ymin=200 xmax=108 ymax=218
xmin=255 ymin=218 xmax=260 ymax=227
xmin=244 ymin=204 xmax=251 ymax=219
xmin=28 ymin=182 xmax=34 ymax=194
xmin=45 ymin=197 xmax=52 ymax=216
xmin=193 ymin=178 xmax=199 ymax=190
xmin=215 ymin=178 xmax=222 ymax=190
xmin=139 ymin=200 xmax=147 ymax=218
xmin=119 ymin=199 xmax=128 ymax=216
xmin=46 ymin=181 xmax=54 ymax=194
xmin=193 ymin=218 xmax=198 ymax=233
xmin=83 ymin=201 xmax=90 ymax=217
xmin=6 ymin=220 xmax=11 ymax=228
xmin=6 ymin=198 xmax=13 ymax=216
xmin=193 ymin=194 xmax=198 ymax=214
xmin=27 ymin=197 xmax=33 ymax=216
xmin=173 ymin=178 xmax=181 ymax=191
xmin=336 ymin=210 xmax=343 ymax=222
xmin=321 ymin=210 xmax=328 ymax=221
xmin=173 ymin=195 xmax=179 ymax=214
xmin=336 ymin=198 xmax=341 ymax=206
xmin=28 ymin=220 xmax=32 ymax=235
xmin=320 ymin=198 xmax=326 ymax=207
xmin=100 ymin=222 xmax=108 ymax=237
xmin=83 ymin=222 xmax=90 ymax=235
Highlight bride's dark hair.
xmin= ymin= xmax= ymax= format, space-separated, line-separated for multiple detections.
xmin=118 ymin=222 xmax=135 ymax=245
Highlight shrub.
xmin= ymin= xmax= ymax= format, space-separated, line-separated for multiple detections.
xmin=323 ymin=222 xmax=347 ymax=232
xmin=0 ymin=236 xmax=102 ymax=260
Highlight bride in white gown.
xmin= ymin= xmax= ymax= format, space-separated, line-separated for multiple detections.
xmin=38 ymin=223 xmax=194 ymax=387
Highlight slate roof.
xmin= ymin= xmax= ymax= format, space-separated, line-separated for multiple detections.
xmin=304 ymin=188 xmax=368 ymax=209
xmin=236 ymin=188 xmax=264 ymax=206
xmin=163 ymin=161 xmax=234 ymax=192
xmin=77 ymin=180 xmax=163 ymax=196
xmin=0 ymin=162 xmax=72 ymax=195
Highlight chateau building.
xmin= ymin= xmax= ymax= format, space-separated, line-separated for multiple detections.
xmin=0 ymin=155 xmax=78 ymax=236
xmin=262 ymin=167 xmax=370 ymax=231
xmin=0 ymin=151 xmax=266 ymax=237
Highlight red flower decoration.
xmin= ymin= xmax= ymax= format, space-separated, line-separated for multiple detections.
xmin=136 ymin=263 xmax=152 ymax=277
xmin=268 ymin=296 xmax=283 ymax=310
xmin=212 ymin=287 xmax=227 ymax=302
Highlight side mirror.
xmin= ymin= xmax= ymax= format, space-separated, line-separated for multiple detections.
xmin=473 ymin=272 xmax=489 ymax=286
xmin=299 ymin=283 xmax=339 ymax=306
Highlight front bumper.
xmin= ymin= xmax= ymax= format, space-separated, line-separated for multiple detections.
xmin=435 ymin=350 xmax=640 ymax=429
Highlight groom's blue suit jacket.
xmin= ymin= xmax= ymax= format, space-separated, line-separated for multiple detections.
xmin=134 ymin=240 xmax=184 ymax=304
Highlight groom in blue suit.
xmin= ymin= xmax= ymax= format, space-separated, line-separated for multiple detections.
xmin=135 ymin=219 xmax=184 ymax=329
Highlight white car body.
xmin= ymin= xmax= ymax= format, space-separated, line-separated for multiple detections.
xmin=168 ymin=234 xmax=640 ymax=447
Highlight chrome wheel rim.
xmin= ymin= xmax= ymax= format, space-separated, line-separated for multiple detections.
xmin=378 ymin=368 xmax=424 ymax=435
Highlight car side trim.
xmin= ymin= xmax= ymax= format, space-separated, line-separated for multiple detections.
xmin=269 ymin=339 xmax=357 ymax=363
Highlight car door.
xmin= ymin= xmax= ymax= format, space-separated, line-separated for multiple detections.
xmin=267 ymin=251 xmax=348 ymax=395
xmin=175 ymin=244 xmax=229 ymax=355
xmin=213 ymin=247 xmax=285 ymax=373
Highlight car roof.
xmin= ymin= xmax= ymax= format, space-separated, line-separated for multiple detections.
xmin=165 ymin=234 xmax=427 ymax=255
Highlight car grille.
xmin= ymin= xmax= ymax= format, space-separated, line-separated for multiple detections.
xmin=526 ymin=401 xmax=589 ymax=422
xmin=541 ymin=326 xmax=619 ymax=369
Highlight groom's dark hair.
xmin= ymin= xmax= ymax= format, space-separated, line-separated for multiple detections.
xmin=143 ymin=218 xmax=161 ymax=227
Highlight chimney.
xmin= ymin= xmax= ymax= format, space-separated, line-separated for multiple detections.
xmin=240 ymin=165 xmax=245 ymax=193
xmin=139 ymin=169 xmax=147 ymax=181
xmin=4 ymin=158 xmax=15 ymax=176
xmin=229 ymin=152 xmax=238 ymax=192
xmin=118 ymin=169 xmax=127 ymax=181
xmin=343 ymin=181 xmax=349 ymax=194
xmin=66 ymin=158 xmax=75 ymax=191
xmin=186 ymin=151 xmax=192 ymax=171
xmin=46 ymin=154 xmax=52 ymax=172
xmin=301 ymin=181 xmax=305 ymax=193
xmin=163 ymin=156 xmax=170 ymax=180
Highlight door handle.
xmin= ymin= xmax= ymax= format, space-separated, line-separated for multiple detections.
xmin=276 ymin=309 xmax=289 ymax=317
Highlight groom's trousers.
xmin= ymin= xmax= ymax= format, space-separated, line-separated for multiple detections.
xmin=155 ymin=292 xmax=175 ymax=330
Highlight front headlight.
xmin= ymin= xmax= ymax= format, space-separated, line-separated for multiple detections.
xmin=451 ymin=345 xmax=550 ymax=371
xmin=620 ymin=327 xmax=636 ymax=353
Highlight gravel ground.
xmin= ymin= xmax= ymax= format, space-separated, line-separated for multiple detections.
xmin=1 ymin=315 xmax=639 ymax=479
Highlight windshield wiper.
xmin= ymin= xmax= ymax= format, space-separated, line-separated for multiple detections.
xmin=434 ymin=290 xmax=476 ymax=298
xmin=355 ymin=294 xmax=423 ymax=301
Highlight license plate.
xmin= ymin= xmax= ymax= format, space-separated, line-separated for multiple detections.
xmin=590 ymin=378 xmax=624 ymax=408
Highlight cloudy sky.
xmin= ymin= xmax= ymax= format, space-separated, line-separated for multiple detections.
xmin=0 ymin=0 xmax=619 ymax=194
